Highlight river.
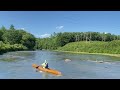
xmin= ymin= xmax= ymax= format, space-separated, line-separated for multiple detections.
xmin=0 ymin=50 xmax=120 ymax=79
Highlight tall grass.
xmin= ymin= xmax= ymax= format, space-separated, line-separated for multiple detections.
xmin=57 ymin=40 xmax=120 ymax=54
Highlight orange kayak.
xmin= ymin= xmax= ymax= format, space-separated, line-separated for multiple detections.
xmin=32 ymin=64 xmax=62 ymax=76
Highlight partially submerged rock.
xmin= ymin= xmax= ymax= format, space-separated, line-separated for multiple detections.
xmin=98 ymin=61 xmax=104 ymax=63
xmin=65 ymin=59 xmax=71 ymax=62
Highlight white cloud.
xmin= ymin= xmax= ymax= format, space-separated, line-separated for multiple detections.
xmin=56 ymin=26 xmax=64 ymax=30
xmin=40 ymin=34 xmax=51 ymax=38
xmin=34 ymin=34 xmax=51 ymax=38
xmin=20 ymin=28 xmax=25 ymax=30
xmin=104 ymin=32 xmax=108 ymax=34
xmin=35 ymin=34 xmax=40 ymax=38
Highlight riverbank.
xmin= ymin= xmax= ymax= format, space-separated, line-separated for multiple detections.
xmin=54 ymin=50 xmax=120 ymax=57
xmin=53 ymin=41 xmax=120 ymax=57
xmin=0 ymin=43 xmax=28 ymax=55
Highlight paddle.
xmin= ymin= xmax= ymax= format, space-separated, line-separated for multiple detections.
xmin=35 ymin=65 xmax=40 ymax=72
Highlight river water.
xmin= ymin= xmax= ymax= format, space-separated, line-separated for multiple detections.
xmin=0 ymin=50 xmax=120 ymax=79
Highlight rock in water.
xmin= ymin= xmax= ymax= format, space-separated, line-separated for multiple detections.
xmin=65 ymin=59 xmax=71 ymax=62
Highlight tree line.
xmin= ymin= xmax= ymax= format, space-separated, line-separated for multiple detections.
xmin=0 ymin=25 xmax=36 ymax=54
xmin=1 ymin=25 xmax=120 ymax=54
xmin=35 ymin=32 xmax=120 ymax=50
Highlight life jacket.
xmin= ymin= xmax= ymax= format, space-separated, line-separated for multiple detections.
xmin=45 ymin=62 xmax=48 ymax=68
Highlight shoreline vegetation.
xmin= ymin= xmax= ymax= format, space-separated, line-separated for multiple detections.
xmin=54 ymin=50 xmax=120 ymax=57
xmin=0 ymin=25 xmax=36 ymax=55
xmin=55 ymin=41 xmax=120 ymax=58
xmin=1 ymin=25 xmax=120 ymax=58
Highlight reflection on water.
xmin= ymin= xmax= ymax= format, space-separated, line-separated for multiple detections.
xmin=41 ymin=72 xmax=49 ymax=79
xmin=0 ymin=50 xmax=120 ymax=79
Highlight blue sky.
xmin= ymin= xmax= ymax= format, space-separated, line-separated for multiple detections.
xmin=0 ymin=11 xmax=120 ymax=38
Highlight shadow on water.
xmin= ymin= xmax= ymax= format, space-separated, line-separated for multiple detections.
xmin=35 ymin=70 xmax=49 ymax=79
xmin=35 ymin=69 xmax=62 ymax=79
xmin=41 ymin=72 xmax=49 ymax=79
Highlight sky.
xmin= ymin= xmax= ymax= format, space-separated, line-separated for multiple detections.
xmin=0 ymin=11 xmax=120 ymax=38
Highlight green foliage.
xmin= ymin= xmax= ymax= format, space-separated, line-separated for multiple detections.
xmin=1 ymin=26 xmax=6 ymax=31
xmin=57 ymin=40 xmax=120 ymax=54
xmin=0 ymin=26 xmax=7 ymax=41
xmin=0 ymin=25 xmax=36 ymax=54
xmin=21 ymin=33 xmax=36 ymax=50
xmin=2 ymin=25 xmax=36 ymax=50
xmin=1 ymin=24 xmax=120 ymax=55
xmin=9 ymin=24 xmax=15 ymax=30
xmin=0 ymin=41 xmax=26 ymax=54
xmin=35 ymin=32 xmax=120 ymax=52
xmin=2 ymin=30 xmax=22 ymax=44
xmin=55 ymin=32 xmax=74 ymax=47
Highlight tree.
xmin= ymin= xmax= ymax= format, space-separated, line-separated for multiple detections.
xmin=55 ymin=32 xmax=72 ymax=47
xmin=21 ymin=33 xmax=36 ymax=50
xmin=0 ymin=26 xmax=7 ymax=41
xmin=9 ymin=24 xmax=15 ymax=30
xmin=2 ymin=30 xmax=22 ymax=44
xmin=1 ymin=26 xmax=6 ymax=31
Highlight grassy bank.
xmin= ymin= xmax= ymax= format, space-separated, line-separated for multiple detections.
xmin=54 ymin=50 xmax=120 ymax=57
xmin=56 ymin=40 xmax=120 ymax=57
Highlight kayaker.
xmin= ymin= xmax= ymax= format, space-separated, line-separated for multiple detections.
xmin=41 ymin=60 xmax=49 ymax=69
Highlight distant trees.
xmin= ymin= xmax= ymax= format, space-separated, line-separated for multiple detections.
xmin=0 ymin=26 xmax=6 ymax=41
xmin=1 ymin=24 xmax=120 ymax=54
xmin=55 ymin=32 xmax=75 ymax=47
xmin=35 ymin=32 xmax=120 ymax=50
xmin=9 ymin=24 xmax=15 ymax=30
